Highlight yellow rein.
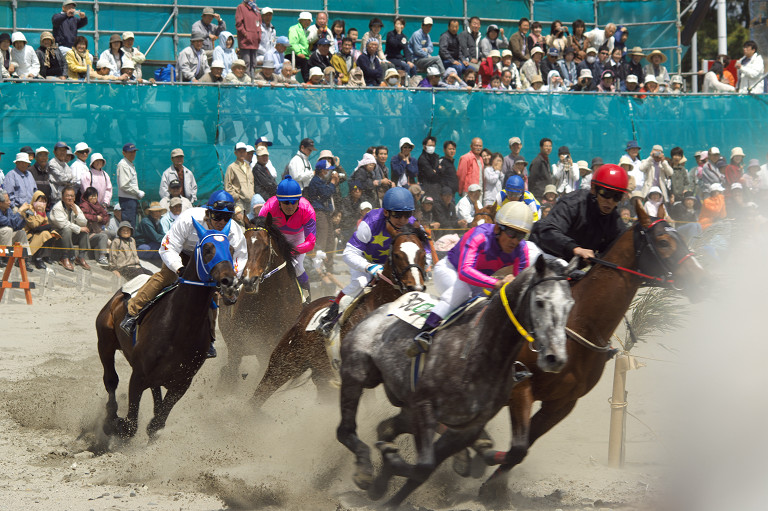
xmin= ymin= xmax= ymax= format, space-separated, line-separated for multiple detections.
xmin=499 ymin=281 xmax=535 ymax=344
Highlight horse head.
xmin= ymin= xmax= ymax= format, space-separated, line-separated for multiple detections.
xmin=471 ymin=205 xmax=496 ymax=227
xmin=634 ymin=199 xmax=709 ymax=302
xmin=239 ymin=213 xmax=295 ymax=294
xmin=191 ymin=218 xmax=239 ymax=304
xmin=512 ymin=254 xmax=576 ymax=373
xmin=386 ymin=224 xmax=429 ymax=293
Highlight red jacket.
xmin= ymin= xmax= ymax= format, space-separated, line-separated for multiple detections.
xmin=235 ymin=2 xmax=262 ymax=50
xmin=457 ymin=151 xmax=482 ymax=195
xmin=80 ymin=200 xmax=109 ymax=229
xmin=478 ymin=56 xmax=499 ymax=87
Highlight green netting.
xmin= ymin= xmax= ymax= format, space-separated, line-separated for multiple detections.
xmin=5 ymin=83 xmax=759 ymax=205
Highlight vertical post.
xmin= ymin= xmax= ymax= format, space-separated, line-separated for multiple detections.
xmin=173 ymin=0 xmax=179 ymax=81
xmin=593 ymin=0 xmax=599 ymax=29
xmin=529 ymin=0 xmax=534 ymax=22
xmin=608 ymin=354 xmax=629 ymax=468
xmin=691 ymin=31 xmax=698 ymax=92
xmin=463 ymin=0 xmax=467 ymax=27
xmin=93 ymin=0 xmax=100 ymax=56
xmin=676 ymin=0 xmax=681 ymax=76
xmin=716 ymin=0 xmax=727 ymax=55
xmin=11 ymin=0 xmax=17 ymax=32
xmin=395 ymin=0 xmax=399 ymax=16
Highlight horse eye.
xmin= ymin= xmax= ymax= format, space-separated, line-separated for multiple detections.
xmin=658 ymin=240 xmax=670 ymax=248
xmin=536 ymin=300 xmax=545 ymax=308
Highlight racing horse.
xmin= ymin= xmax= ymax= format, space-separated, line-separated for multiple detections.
xmin=336 ymin=255 xmax=575 ymax=508
xmin=475 ymin=200 xmax=709 ymax=494
xmin=249 ymin=223 xmax=430 ymax=408
xmin=470 ymin=205 xmax=496 ymax=227
xmin=95 ymin=219 xmax=239 ymax=439
xmin=218 ymin=214 xmax=303 ymax=388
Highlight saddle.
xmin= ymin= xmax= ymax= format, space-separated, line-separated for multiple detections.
xmin=121 ymin=277 xmax=179 ymax=328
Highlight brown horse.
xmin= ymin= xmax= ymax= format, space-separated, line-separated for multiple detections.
xmin=477 ymin=200 xmax=709 ymax=493
xmin=218 ymin=215 xmax=303 ymax=388
xmin=249 ymin=223 xmax=430 ymax=408
xmin=470 ymin=205 xmax=496 ymax=228
xmin=95 ymin=220 xmax=239 ymax=439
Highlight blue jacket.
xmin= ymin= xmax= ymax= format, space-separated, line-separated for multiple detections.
xmin=52 ymin=12 xmax=88 ymax=48
xmin=3 ymin=168 xmax=37 ymax=208
xmin=135 ymin=217 xmax=164 ymax=246
xmin=409 ymin=29 xmax=433 ymax=60
xmin=0 ymin=207 xmax=25 ymax=231
xmin=306 ymin=175 xmax=336 ymax=212
xmin=390 ymin=154 xmax=418 ymax=187
xmin=356 ymin=52 xmax=383 ymax=86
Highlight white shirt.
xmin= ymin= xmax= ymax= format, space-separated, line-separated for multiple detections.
xmin=159 ymin=207 xmax=247 ymax=277
xmin=738 ymin=53 xmax=765 ymax=93
xmin=70 ymin=158 xmax=89 ymax=186
xmin=286 ymin=151 xmax=313 ymax=189
xmin=456 ymin=195 xmax=481 ymax=223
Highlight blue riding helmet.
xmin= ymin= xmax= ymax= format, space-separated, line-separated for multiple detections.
xmin=382 ymin=186 xmax=415 ymax=212
xmin=505 ymin=175 xmax=525 ymax=195
xmin=277 ymin=176 xmax=302 ymax=204
xmin=206 ymin=190 xmax=235 ymax=212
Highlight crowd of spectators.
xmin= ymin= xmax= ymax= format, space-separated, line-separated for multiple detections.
xmin=0 ymin=2 xmax=763 ymax=93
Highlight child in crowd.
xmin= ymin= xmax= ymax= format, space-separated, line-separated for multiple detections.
xmin=109 ymin=221 xmax=152 ymax=280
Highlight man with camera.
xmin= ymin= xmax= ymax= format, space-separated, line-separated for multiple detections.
xmin=639 ymin=144 xmax=673 ymax=203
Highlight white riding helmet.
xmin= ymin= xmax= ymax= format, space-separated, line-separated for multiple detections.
xmin=495 ymin=201 xmax=533 ymax=234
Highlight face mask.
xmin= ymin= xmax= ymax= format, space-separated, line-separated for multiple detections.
xmin=425 ymin=146 xmax=435 ymax=155
xmin=466 ymin=79 xmax=476 ymax=87
xmin=586 ymin=56 xmax=596 ymax=64
xmin=387 ymin=77 xmax=398 ymax=85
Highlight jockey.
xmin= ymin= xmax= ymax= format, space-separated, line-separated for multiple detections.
xmin=318 ymin=187 xmax=419 ymax=333
xmin=530 ymin=163 xmax=629 ymax=261
xmin=120 ymin=190 xmax=248 ymax=358
xmin=496 ymin=174 xmax=542 ymax=221
xmin=258 ymin=176 xmax=316 ymax=301
xmin=409 ymin=201 xmax=539 ymax=355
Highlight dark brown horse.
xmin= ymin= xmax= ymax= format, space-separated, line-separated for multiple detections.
xmin=470 ymin=205 xmax=496 ymax=227
xmin=218 ymin=215 xmax=303 ymax=388
xmin=96 ymin=220 xmax=239 ymax=439
xmin=476 ymin=200 xmax=709 ymax=493
xmin=249 ymin=224 xmax=430 ymax=408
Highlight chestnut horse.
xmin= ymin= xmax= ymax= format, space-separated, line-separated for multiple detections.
xmin=218 ymin=214 xmax=303 ymax=388
xmin=95 ymin=220 xmax=239 ymax=439
xmin=249 ymin=224 xmax=430 ymax=408
xmin=470 ymin=205 xmax=496 ymax=227
xmin=476 ymin=200 xmax=708 ymax=493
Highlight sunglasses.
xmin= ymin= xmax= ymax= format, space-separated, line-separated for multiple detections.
xmin=280 ymin=200 xmax=299 ymax=205
xmin=389 ymin=210 xmax=413 ymax=219
xmin=498 ymin=225 xmax=526 ymax=239
xmin=595 ymin=187 xmax=624 ymax=202
xmin=210 ymin=210 xmax=233 ymax=222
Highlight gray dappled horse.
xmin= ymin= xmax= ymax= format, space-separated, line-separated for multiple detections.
xmin=336 ymin=255 xmax=576 ymax=507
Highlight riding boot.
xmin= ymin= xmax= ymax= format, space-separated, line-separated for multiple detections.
xmin=120 ymin=313 xmax=137 ymax=336
xmin=318 ymin=301 xmax=339 ymax=335
xmin=298 ymin=277 xmax=311 ymax=304
xmin=407 ymin=312 xmax=442 ymax=357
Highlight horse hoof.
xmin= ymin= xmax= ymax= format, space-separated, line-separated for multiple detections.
xmin=452 ymin=448 xmax=472 ymax=478
xmin=353 ymin=466 xmax=373 ymax=490
xmin=470 ymin=452 xmax=488 ymax=479
xmin=146 ymin=419 xmax=165 ymax=439
xmin=375 ymin=441 xmax=399 ymax=455
xmin=367 ymin=474 xmax=389 ymax=501
xmin=113 ymin=418 xmax=137 ymax=439
xmin=478 ymin=477 xmax=509 ymax=503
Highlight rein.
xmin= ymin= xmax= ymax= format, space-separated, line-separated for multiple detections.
xmin=245 ymin=226 xmax=285 ymax=283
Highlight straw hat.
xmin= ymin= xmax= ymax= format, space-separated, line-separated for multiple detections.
xmin=646 ymin=49 xmax=667 ymax=63
xmin=145 ymin=202 xmax=167 ymax=215
xmin=627 ymin=46 xmax=644 ymax=57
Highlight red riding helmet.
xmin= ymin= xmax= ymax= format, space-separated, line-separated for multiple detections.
xmin=592 ymin=164 xmax=629 ymax=193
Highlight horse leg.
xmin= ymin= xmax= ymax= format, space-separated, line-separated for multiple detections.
xmin=151 ymin=387 xmax=163 ymax=417
xmin=250 ymin=330 xmax=308 ymax=409
xmin=114 ymin=371 xmax=145 ymax=438
xmin=367 ymin=410 xmax=414 ymax=501
xmin=377 ymin=401 xmax=437 ymax=482
xmin=147 ymin=379 xmax=194 ymax=438
xmin=336 ymin=375 xmax=374 ymax=491
xmin=309 ymin=337 xmax=339 ymax=405
xmin=218 ymin=349 xmax=242 ymax=390
xmin=97 ymin=324 xmax=120 ymax=436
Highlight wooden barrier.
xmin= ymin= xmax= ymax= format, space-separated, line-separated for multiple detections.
xmin=0 ymin=244 xmax=35 ymax=305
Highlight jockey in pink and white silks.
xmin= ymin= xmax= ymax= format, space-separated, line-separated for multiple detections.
xmin=412 ymin=201 xmax=541 ymax=352
xmin=258 ymin=176 xmax=317 ymax=300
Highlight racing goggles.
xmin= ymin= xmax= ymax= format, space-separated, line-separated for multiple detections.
xmin=498 ymin=224 xmax=527 ymax=239
xmin=210 ymin=209 xmax=234 ymax=222
xmin=279 ymin=199 xmax=299 ymax=205
xmin=595 ymin=186 xmax=624 ymax=202
xmin=389 ymin=210 xmax=413 ymax=219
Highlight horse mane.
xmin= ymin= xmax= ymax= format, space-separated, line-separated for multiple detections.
xmin=397 ymin=223 xmax=430 ymax=247
xmin=249 ymin=215 xmax=297 ymax=280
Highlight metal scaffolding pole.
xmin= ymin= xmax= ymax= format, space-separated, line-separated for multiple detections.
xmin=692 ymin=32 xmax=698 ymax=92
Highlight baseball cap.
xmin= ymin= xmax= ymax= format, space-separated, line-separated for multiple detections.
xmin=399 ymin=137 xmax=414 ymax=148
xmin=548 ymin=47 xmax=559 ymax=56
xmin=169 ymin=197 xmax=183 ymax=208
xmin=626 ymin=74 xmax=638 ymax=84
xmin=298 ymin=11 xmax=312 ymax=21
xmin=300 ymin=138 xmax=315 ymax=149
xmin=255 ymin=136 xmax=273 ymax=146
xmin=19 ymin=145 xmax=34 ymax=155
xmin=426 ymin=66 xmax=441 ymax=76
xmin=122 ymin=32 xmax=135 ymax=40
xmin=276 ymin=36 xmax=289 ymax=46
xmin=245 ymin=145 xmax=255 ymax=153
xmin=509 ymin=137 xmax=522 ymax=146
xmin=317 ymin=37 xmax=331 ymax=46
xmin=122 ymin=143 xmax=137 ymax=152
xmin=168 ymin=179 xmax=182 ymax=188
xmin=35 ymin=146 xmax=49 ymax=155
xmin=558 ymin=146 xmax=570 ymax=155
xmin=423 ymin=17 xmax=433 ymax=25
xmin=261 ymin=7 xmax=273 ymax=14
xmin=171 ymin=148 xmax=184 ymax=158
xmin=467 ymin=184 xmax=482 ymax=192
xmin=235 ymin=142 xmax=248 ymax=151
xmin=487 ymin=24 xmax=499 ymax=32
xmin=360 ymin=201 xmax=373 ymax=211
xmin=585 ymin=47 xmax=598 ymax=55
xmin=579 ymin=68 xmax=592 ymax=79
xmin=256 ymin=146 xmax=269 ymax=156
xmin=601 ymin=69 xmax=615 ymax=80
xmin=54 ymin=141 xmax=70 ymax=150
xmin=423 ymin=196 xmax=434 ymax=203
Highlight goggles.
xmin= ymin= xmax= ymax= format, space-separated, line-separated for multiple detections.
xmin=389 ymin=210 xmax=413 ymax=219
xmin=498 ymin=224 xmax=526 ymax=239
xmin=595 ymin=186 xmax=624 ymax=202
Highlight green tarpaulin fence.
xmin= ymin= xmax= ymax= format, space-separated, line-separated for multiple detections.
xmin=1 ymin=82 xmax=764 ymax=203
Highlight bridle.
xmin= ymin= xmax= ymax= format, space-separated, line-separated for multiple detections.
xmin=387 ymin=230 xmax=427 ymax=293
xmin=244 ymin=226 xmax=286 ymax=286
xmin=589 ymin=219 xmax=694 ymax=291
xmin=179 ymin=231 xmax=232 ymax=288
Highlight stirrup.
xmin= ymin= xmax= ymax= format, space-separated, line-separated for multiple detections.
xmin=120 ymin=314 xmax=137 ymax=336
xmin=511 ymin=361 xmax=532 ymax=382
xmin=407 ymin=330 xmax=433 ymax=357
xmin=206 ymin=342 xmax=217 ymax=358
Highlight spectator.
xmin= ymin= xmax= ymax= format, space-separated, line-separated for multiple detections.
xmin=483 ymin=152 xmax=505 ymax=206
xmin=701 ymin=147 xmax=726 ymax=189
xmin=669 ymin=191 xmax=701 ymax=237
xmin=104 ymin=203 xmax=121 ymax=237
xmin=263 ymin=35 xmax=288 ymax=73
xmin=527 ymin=21 xmax=546 ymax=53
xmin=552 ymin=146 xmax=578 ymax=194
xmin=306 ymin=160 xmax=339 ymax=262
xmin=193 ymin=7 xmax=226 ymax=61
xmin=306 ymin=12 xmax=331 ymax=52
xmin=539 ymin=47 xmax=561 ymax=80
xmin=480 ymin=24 xmax=508 ymax=58
xmin=200 ymin=59 xmax=225 ymax=82
xmin=643 ymin=50 xmax=670 ymax=92
xmin=374 ymin=146 xmax=390 ymax=182
xmin=160 ymin=197 xmax=184 ymax=233
xmin=247 ymin=193 xmax=266 ymax=222
xmin=36 ymin=31 xmax=66 ymax=79
xmin=288 ymin=12 xmax=312 ymax=82
xmin=69 ymin=141 xmax=89 ymax=188
xmin=478 ymin=49 xmax=501 ymax=87
xmin=52 ymin=1 xmax=87 ymax=54
xmin=254 ymin=59 xmax=277 ymax=85
xmin=309 ymin=37 xmax=333 ymax=72
xmin=347 ymin=66 xmax=366 ymax=87
xmin=29 ymin=147 xmax=52 ymax=201
xmin=456 ymin=184 xmax=483 ymax=227
xmin=350 ymin=152 xmax=381 ymax=203
xmin=498 ymin=68 xmax=518 ymax=90
xmin=669 ymin=147 xmax=690 ymax=202
xmin=135 ymin=202 xmax=166 ymax=260
xmin=724 ymin=147 xmax=745 ymax=188
xmin=329 ymin=19 xmax=346 ymax=54
xmin=158 ymin=180 xmax=192 ymax=212
xmin=0 ymin=190 xmax=28 ymax=263
xmin=528 ymin=137 xmax=553 ymax=200
xmin=546 ymin=20 xmax=569 ymax=53
xmin=457 ymin=137 xmax=484 ymax=194
xmin=79 ymin=186 xmax=109 ymax=264
xmin=572 ymin=68 xmax=594 ymax=91
xmin=433 ymin=185 xmax=460 ymax=229
xmin=624 ymin=74 xmax=640 ymax=92
xmin=49 ymin=185 xmax=90 ymax=271
xmin=120 ymin=32 xmax=145 ymax=80
xmin=596 ymin=69 xmax=616 ymax=92
xmin=577 ymin=46 xmax=601 ymax=80
xmin=409 ymin=17 xmax=444 ymax=74
xmin=699 ymin=183 xmax=726 ymax=229
xmin=742 ymin=159 xmax=762 ymax=196
xmin=736 ymin=40 xmax=764 ymax=94
xmin=108 ymin=221 xmax=151 ymax=279
xmin=520 ymin=46 xmax=544 ymax=87
xmin=606 ymin=47 xmax=627 ymax=86
xmin=418 ymin=66 xmax=442 ymax=88
xmin=283 ymin=137 xmax=314 ymax=190
xmin=19 ymin=191 xmax=56 ymax=269
xmin=390 ymin=137 xmax=418 ymax=187
xmin=251 ymin=146 xmax=277 ymax=198
xmin=458 ymin=16 xmax=482 ymax=72
xmin=625 ymin=47 xmax=645 ymax=84
xmin=235 ymin=0 xmax=262 ymax=79
xmin=48 ymin=141 xmax=77 ymax=202
xmin=119 ymin=60 xmax=140 ymax=82
xmin=99 ymin=34 xmax=124 ymax=78
xmin=418 ymin=136 xmax=441 ymax=198
xmin=65 ymin=35 xmax=92 ymax=79
xmin=212 ymin=31 xmax=236 ymax=76
xmin=224 ymin=142 xmax=254 ymax=210
xmin=92 ymin=58 xmax=118 ymax=80
xmin=357 ymin=39 xmax=383 ymax=86
xmin=440 ymin=19 xmax=466 ymax=75
xmin=702 ymin=61 xmax=735 ymax=93
xmin=586 ymin=23 xmax=616 ymax=54
xmin=158 ymin=148 xmax=197 ymax=203
xmin=502 ymin=137 xmax=523 ymax=178
xmin=331 ymin=37 xmax=357 ymax=84
xmin=557 ymin=47 xmax=578 ymax=87
xmin=178 ymin=32 xmax=210 ymax=82
xmin=116 ymin=142 xmax=144 ymax=228
xmin=509 ymin=18 xmax=530 ymax=67
xmin=257 ymin=7 xmax=276 ymax=61
xmin=1 ymin=33 xmax=14 ymax=78
xmin=252 ymin=136 xmax=277 ymax=179
xmin=10 ymin=32 xmax=40 ymax=79
xmin=4 ymin=152 xmax=36 ymax=208
xmin=639 ymin=144 xmax=673 ymax=202
xmin=643 ymin=186 xmax=665 ymax=217
xmin=225 ymin=58 xmax=252 ymax=84
xmin=338 ymin=184 xmax=363 ymax=237
xmin=567 ymin=19 xmax=589 ymax=63
xmin=361 ymin=18 xmax=387 ymax=63
xmin=385 ymin=17 xmax=414 ymax=77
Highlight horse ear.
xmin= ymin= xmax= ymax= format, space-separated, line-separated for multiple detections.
xmin=633 ymin=197 xmax=651 ymax=227
xmin=535 ymin=254 xmax=547 ymax=275
xmin=565 ymin=255 xmax=580 ymax=275
xmin=242 ymin=215 xmax=252 ymax=229
xmin=657 ymin=202 xmax=667 ymax=220
xmin=266 ymin=212 xmax=273 ymax=228
xmin=221 ymin=219 xmax=231 ymax=235
xmin=192 ymin=218 xmax=207 ymax=239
